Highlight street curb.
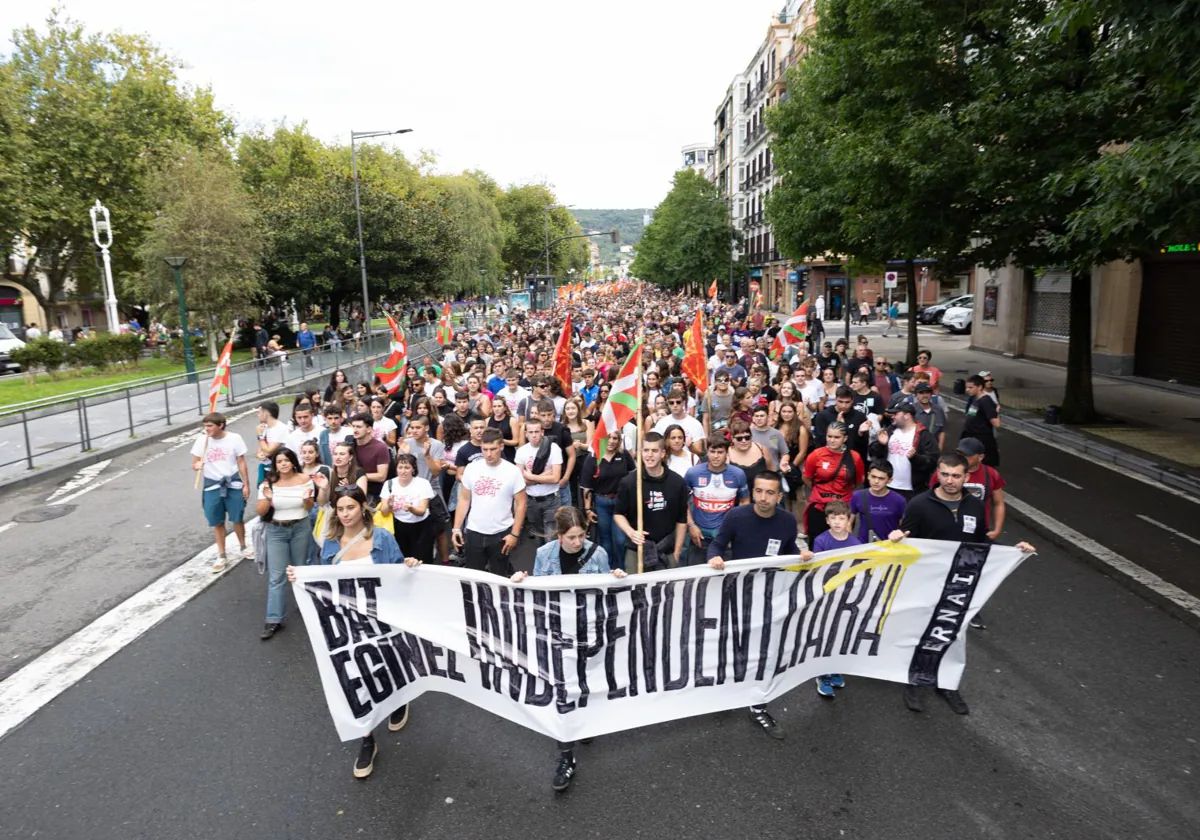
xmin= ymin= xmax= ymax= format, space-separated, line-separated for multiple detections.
xmin=1004 ymin=502 xmax=1200 ymax=634
xmin=943 ymin=393 xmax=1200 ymax=499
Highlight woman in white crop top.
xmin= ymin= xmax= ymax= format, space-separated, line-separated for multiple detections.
xmin=255 ymin=447 xmax=315 ymax=641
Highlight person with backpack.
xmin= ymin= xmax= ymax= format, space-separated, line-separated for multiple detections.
xmin=510 ymin=507 xmax=626 ymax=792
xmin=515 ymin=417 xmax=563 ymax=542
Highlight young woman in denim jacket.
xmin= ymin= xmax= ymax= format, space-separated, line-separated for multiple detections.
xmin=287 ymin=486 xmax=420 ymax=780
xmin=510 ymin=506 xmax=626 ymax=793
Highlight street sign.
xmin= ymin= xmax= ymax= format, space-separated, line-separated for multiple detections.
xmin=788 ymin=271 xmax=798 ymax=281
xmin=884 ymin=271 xmax=899 ymax=289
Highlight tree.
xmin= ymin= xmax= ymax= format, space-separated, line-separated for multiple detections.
xmin=0 ymin=12 xmax=230 ymax=316
xmin=631 ymin=170 xmax=737 ymax=294
xmin=132 ymin=147 xmax=265 ymax=360
xmin=767 ymin=0 xmax=980 ymax=364
xmin=430 ymin=172 xmax=505 ymax=297
xmin=497 ymin=184 xmax=582 ymax=280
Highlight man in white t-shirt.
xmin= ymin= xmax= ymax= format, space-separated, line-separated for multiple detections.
xmin=514 ymin=417 xmax=563 ymax=542
xmin=285 ymin=403 xmax=320 ymax=457
xmin=653 ymin=392 xmax=705 ymax=455
xmin=453 ymin=428 xmax=527 ymax=576
xmin=191 ymin=412 xmax=252 ymax=572
xmin=881 ymin=404 xmax=918 ymax=493
xmin=254 ymin=401 xmax=290 ymax=484
xmin=499 ymin=370 xmax=531 ymax=416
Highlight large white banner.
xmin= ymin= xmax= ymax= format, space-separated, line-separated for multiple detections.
xmin=292 ymin=539 xmax=1027 ymax=742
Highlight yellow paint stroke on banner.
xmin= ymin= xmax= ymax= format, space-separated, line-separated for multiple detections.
xmin=782 ymin=541 xmax=923 ymax=631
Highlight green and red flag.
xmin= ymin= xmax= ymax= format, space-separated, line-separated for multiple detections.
xmin=681 ymin=306 xmax=708 ymax=395
xmin=207 ymin=337 xmax=234 ymax=413
xmin=374 ymin=313 xmax=409 ymax=394
xmin=590 ymin=339 xmax=643 ymax=462
xmin=437 ymin=302 xmax=453 ymax=346
xmin=708 ymin=279 xmax=718 ymax=300
xmin=769 ymin=302 xmax=810 ymax=361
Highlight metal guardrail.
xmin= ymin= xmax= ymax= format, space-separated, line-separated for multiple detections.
xmin=0 ymin=325 xmax=442 ymax=476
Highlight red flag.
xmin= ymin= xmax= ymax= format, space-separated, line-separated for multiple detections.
xmin=436 ymin=302 xmax=453 ymax=346
xmin=207 ymin=337 xmax=234 ymax=414
xmin=590 ymin=340 xmax=643 ymax=461
xmin=769 ymin=302 xmax=810 ymax=361
xmin=681 ymin=307 xmax=708 ymax=395
xmin=552 ymin=312 xmax=573 ymax=394
xmin=708 ymin=279 xmax=718 ymax=300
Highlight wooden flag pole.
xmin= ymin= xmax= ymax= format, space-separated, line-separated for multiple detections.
xmin=194 ymin=433 xmax=207 ymax=490
xmin=635 ymin=327 xmax=646 ymax=575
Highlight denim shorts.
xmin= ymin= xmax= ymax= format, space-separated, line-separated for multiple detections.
xmin=202 ymin=485 xmax=246 ymax=527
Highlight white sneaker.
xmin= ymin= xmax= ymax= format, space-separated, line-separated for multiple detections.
xmin=212 ymin=555 xmax=228 ymax=573
xmin=241 ymin=545 xmax=255 ymax=560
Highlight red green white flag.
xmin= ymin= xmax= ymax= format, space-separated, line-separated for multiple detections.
xmin=769 ymin=302 xmax=809 ymax=361
xmin=207 ymin=337 xmax=234 ymax=413
xmin=437 ymin=302 xmax=453 ymax=346
xmin=374 ymin=314 xmax=409 ymax=394
xmin=590 ymin=339 xmax=643 ymax=462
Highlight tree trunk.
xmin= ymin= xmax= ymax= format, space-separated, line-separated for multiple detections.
xmin=207 ymin=314 xmax=218 ymax=362
xmin=1060 ymin=269 xmax=1097 ymax=424
xmin=328 ymin=294 xmax=343 ymax=331
xmin=904 ymin=259 xmax=919 ymax=365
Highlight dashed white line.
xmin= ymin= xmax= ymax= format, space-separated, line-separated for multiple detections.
xmin=1005 ymin=494 xmax=1200 ymax=621
xmin=0 ymin=521 xmax=259 ymax=741
xmin=0 ymin=522 xmax=15 ymax=536
xmin=1032 ymin=466 xmax=1084 ymax=490
xmin=46 ymin=460 xmax=112 ymax=503
xmin=1135 ymin=515 xmax=1200 ymax=548
xmin=49 ymin=469 xmax=131 ymax=506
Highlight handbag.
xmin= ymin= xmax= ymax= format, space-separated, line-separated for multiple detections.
xmin=312 ymin=505 xmax=331 ymax=546
xmin=252 ymin=521 xmax=268 ymax=575
xmin=373 ymin=509 xmax=395 ymax=534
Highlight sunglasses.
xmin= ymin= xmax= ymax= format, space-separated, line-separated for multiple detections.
xmin=668 ymin=399 xmax=683 ymax=405
xmin=732 ymin=434 xmax=751 ymax=442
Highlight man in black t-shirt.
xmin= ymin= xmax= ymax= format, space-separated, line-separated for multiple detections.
xmin=961 ymin=375 xmax=1000 ymax=466
xmin=614 ymin=432 xmax=687 ymax=572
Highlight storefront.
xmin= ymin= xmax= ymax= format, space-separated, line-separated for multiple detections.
xmin=1136 ymin=249 xmax=1200 ymax=385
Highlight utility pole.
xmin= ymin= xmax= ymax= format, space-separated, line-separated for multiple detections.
xmin=164 ymin=256 xmax=197 ymax=384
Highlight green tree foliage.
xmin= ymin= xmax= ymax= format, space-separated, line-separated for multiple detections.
xmin=132 ymin=147 xmax=265 ymax=360
xmin=497 ymin=184 xmax=585 ymax=281
xmin=768 ymin=0 xmax=980 ymax=364
xmin=0 ymin=11 xmax=230 ymax=313
xmin=632 ymin=170 xmax=737 ymax=293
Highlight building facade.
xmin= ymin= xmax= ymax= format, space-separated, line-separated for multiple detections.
xmin=680 ymin=143 xmax=713 ymax=176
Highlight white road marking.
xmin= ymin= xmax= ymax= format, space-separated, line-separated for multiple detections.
xmin=1136 ymin=515 xmax=1200 ymax=549
xmin=945 ymin=405 xmax=1200 ymax=507
xmin=1006 ymin=494 xmax=1200 ymax=621
xmin=0 ymin=521 xmax=259 ymax=741
xmin=0 ymin=522 xmax=15 ymax=535
xmin=46 ymin=460 xmax=112 ymax=503
xmin=1032 ymin=466 xmax=1084 ymax=490
xmin=49 ymin=469 xmax=131 ymax=506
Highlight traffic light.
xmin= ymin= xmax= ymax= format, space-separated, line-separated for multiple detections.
xmin=610 ymin=230 xmax=619 ymax=244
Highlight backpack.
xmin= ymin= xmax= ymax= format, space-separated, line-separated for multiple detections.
xmin=531 ymin=435 xmax=554 ymax=475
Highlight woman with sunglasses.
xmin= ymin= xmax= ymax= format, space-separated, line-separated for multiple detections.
xmin=726 ymin=418 xmax=775 ymax=491
xmin=287 ymin=485 xmax=420 ymax=779
xmin=256 ymin=447 xmax=316 ymax=640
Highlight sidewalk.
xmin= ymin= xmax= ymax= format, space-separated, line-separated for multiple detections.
xmin=831 ymin=323 xmax=1200 ymax=487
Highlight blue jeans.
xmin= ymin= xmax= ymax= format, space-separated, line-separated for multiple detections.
xmin=594 ymin=495 xmax=626 ymax=573
xmin=265 ymin=520 xmax=313 ymax=623
xmin=558 ymin=484 xmax=573 ymax=509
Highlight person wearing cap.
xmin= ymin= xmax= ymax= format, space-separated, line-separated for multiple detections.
xmin=978 ymin=371 xmax=1000 ymax=410
xmin=911 ymin=382 xmax=947 ymax=450
xmin=962 ymin=374 xmax=1001 ymax=466
xmin=935 ymin=437 xmax=1007 ymax=542
xmin=869 ymin=401 xmax=939 ymax=497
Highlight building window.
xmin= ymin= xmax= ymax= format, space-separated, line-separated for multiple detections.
xmin=1026 ymin=269 xmax=1071 ymax=339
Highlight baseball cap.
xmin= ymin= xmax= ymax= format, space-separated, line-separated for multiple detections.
xmin=893 ymin=402 xmax=916 ymax=414
xmin=914 ymin=382 xmax=933 ymax=393
xmin=956 ymin=437 xmax=985 ymax=456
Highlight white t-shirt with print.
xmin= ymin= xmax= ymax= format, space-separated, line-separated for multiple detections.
xmin=191 ymin=432 xmax=247 ymax=480
xmin=461 ymin=458 xmax=526 ymax=535
xmin=886 ymin=426 xmax=917 ymax=491
xmin=258 ymin=421 xmax=290 ymax=466
xmin=382 ymin=476 xmax=435 ymax=524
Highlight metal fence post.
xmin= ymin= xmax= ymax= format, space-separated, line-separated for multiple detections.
xmin=164 ymin=380 xmax=172 ymax=425
xmin=255 ymin=361 xmax=263 ymax=394
xmin=77 ymin=398 xmax=90 ymax=451
xmin=195 ymin=375 xmax=203 ymax=414
xmin=22 ymin=410 xmax=34 ymax=469
xmin=126 ymin=388 xmax=135 ymax=437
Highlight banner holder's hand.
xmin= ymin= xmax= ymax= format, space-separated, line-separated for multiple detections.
xmin=510 ymin=570 xmax=528 ymax=583
xmin=404 ymin=557 xmax=422 ymax=568
xmin=888 ymin=529 xmax=909 ymax=543
xmin=1015 ymin=541 xmax=1037 ymax=555
xmin=708 ymin=556 xmax=725 ymax=571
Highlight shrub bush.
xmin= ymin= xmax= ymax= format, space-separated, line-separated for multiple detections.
xmin=9 ymin=337 xmax=68 ymax=374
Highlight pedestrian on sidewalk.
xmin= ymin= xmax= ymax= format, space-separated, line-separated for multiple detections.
xmin=191 ymin=412 xmax=253 ymax=572
xmin=858 ymin=300 xmax=871 ymax=326
xmin=511 ymin=506 xmax=626 ymax=792
xmin=296 ymin=322 xmax=316 ymax=368
xmin=287 ymin=486 xmax=420 ymax=779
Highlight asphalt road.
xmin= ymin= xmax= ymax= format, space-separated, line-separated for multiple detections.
xmin=1 ymin=358 xmax=1199 ymax=838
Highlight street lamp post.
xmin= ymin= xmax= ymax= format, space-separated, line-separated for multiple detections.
xmin=163 ymin=256 xmax=197 ymax=383
xmin=351 ymin=128 xmax=412 ymax=332
xmin=89 ymin=200 xmax=119 ymax=333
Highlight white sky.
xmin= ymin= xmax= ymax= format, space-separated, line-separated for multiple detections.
xmin=2 ymin=0 xmax=783 ymax=208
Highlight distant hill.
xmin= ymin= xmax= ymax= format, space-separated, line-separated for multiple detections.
xmin=571 ymin=209 xmax=648 ymax=264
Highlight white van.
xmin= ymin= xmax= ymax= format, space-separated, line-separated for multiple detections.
xmin=0 ymin=323 xmax=25 ymax=374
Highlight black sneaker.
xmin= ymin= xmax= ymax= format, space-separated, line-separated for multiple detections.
xmin=387 ymin=705 xmax=409 ymax=732
xmin=903 ymin=685 xmax=924 ymax=713
xmin=260 ymin=623 xmax=281 ymax=641
xmin=938 ymin=688 xmax=970 ymax=715
xmin=552 ymin=753 xmax=576 ymax=791
xmin=353 ymin=738 xmax=377 ymax=779
xmin=749 ymin=708 xmax=785 ymax=740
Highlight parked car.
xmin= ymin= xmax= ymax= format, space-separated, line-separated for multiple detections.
xmin=942 ymin=304 xmax=973 ymax=334
xmin=919 ymin=293 xmax=973 ymax=324
xmin=0 ymin=323 xmax=25 ymax=374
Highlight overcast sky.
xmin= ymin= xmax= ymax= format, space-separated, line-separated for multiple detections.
xmin=2 ymin=0 xmax=784 ymax=209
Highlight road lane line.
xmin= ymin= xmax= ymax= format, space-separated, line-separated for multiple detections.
xmin=46 ymin=460 xmax=112 ymax=503
xmin=0 ymin=522 xmax=15 ymax=535
xmin=1135 ymin=515 xmax=1200 ymax=548
xmin=945 ymin=405 xmax=1200 ymax=506
xmin=48 ymin=469 xmax=131 ymax=506
xmin=1032 ymin=467 xmax=1083 ymax=490
xmin=1005 ymin=494 xmax=1200 ymax=622
xmin=0 ymin=520 xmax=259 ymax=741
